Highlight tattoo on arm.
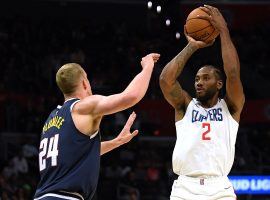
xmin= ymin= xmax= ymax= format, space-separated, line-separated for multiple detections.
xmin=173 ymin=43 xmax=198 ymax=78
xmin=160 ymin=43 xmax=196 ymax=109
xmin=170 ymin=84 xmax=182 ymax=99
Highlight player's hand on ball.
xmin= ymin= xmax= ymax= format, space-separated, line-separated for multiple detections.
xmin=198 ymin=5 xmax=228 ymax=33
xmin=184 ymin=25 xmax=215 ymax=49
xmin=141 ymin=53 xmax=160 ymax=69
xmin=115 ymin=112 xmax=139 ymax=146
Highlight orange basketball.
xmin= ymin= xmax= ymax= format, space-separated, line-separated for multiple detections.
xmin=185 ymin=8 xmax=219 ymax=43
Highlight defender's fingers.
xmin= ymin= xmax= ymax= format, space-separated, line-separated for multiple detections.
xmin=153 ymin=56 xmax=160 ymax=60
xmin=131 ymin=130 xmax=139 ymax=138
xmin=151 ymin=53 xmax=161 ymax=59
xmin=152 ymin=55 xmax=160 ymax=63
xmin=153 ymin=56 xmax=160 ymax=61
xmin=124 ymin=112 xmax=137 ymax=129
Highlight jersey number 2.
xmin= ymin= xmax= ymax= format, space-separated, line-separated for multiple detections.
xmin=39 ymin=134 xmax=59 ymax=171
xmin=202 ymin=123 xmax=211 ymax=140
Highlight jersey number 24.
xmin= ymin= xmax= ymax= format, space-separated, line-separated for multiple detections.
xmin=39 ymin=134 xmax=59 ymax=171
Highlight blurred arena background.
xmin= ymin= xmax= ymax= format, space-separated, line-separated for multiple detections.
xmin=0 ymin=0 xmax=270 ymax=199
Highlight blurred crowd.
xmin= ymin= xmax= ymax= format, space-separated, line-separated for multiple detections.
xmin=0 ymin=3 xmax=270 ymax=200
xmin=0 ymin=143 xmax=39 ymax=200
xmin=0 ymin=15 xmax=269 ymax=132
xmin=1 ymin=128 xmax=270 ymax=200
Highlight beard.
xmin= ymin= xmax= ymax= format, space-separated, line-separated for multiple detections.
xmin=196 ymin=89 xmax=217 ymax=103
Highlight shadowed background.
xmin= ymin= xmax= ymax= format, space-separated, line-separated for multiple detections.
xmin=0 ymin=0 xmax=269 ymax=199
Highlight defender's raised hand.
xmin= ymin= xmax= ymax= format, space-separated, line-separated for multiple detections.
xmin=100 ymin=112 xmax=139 ymax=155
xmin=115 ymin=112 xmax=139 ymax=146
xmin=141 ymin=53 xmax=160 ymax=69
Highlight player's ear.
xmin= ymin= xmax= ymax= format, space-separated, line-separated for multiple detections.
xmin=217 ymin=80 xmax=223 ymax=90
xmin=82 ymin=79 xmax=87 ymax=90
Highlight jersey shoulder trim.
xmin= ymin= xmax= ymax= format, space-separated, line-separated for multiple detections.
xmin=220 ymin=99 xmax=239 ymax=126
xmin=175 ymin=99 xmax=196 ymax=126
xmin=34 ymin=193 xmax=83 ymax=200
xmin=70 ymin=100 xmax=81 ymax=112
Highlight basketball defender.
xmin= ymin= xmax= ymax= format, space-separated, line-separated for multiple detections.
xmin=34 ymin=53 xmax=160 ymax=200
xmin=159 ymin=6 xmax=244 ymax=200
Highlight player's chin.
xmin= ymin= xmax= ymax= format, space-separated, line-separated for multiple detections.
xmin=196 ymin=91 xmax=204 ymax=97
xmin=196 ymin=93 xmax=206 ymax=100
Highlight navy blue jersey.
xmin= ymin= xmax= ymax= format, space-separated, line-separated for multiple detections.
xmin=34 ymin=98 xmax=100 ymax=200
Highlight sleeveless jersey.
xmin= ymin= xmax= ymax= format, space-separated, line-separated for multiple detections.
xmin=34 ymin=98 xmax=100 ymax=200
xmin=172 ymin=98 xmax=239 ymax=178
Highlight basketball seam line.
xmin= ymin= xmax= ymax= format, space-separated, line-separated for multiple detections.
xmin=186 ymin=8 xmax=210 ymax=22
xmin=203 ymin=28 xmax=216 ymax=42
xmin=186 ymin=24 xmax=213 ymax=34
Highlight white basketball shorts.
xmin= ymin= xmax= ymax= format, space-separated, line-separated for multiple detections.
xmin=170 ymin=175 xmax=236 ymax=200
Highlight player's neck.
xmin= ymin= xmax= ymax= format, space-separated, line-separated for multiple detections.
xmin=198 ymin=96 xmax=219 ymax=108
xmin=64 ymin=93 xmax=84 ymax=101
xmin=63 ymin=87 xmax=92 ymax=101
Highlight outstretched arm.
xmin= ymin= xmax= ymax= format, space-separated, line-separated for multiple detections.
xmin=159 ymin=32 xmax=214 ymax=121
xmin=200 ymin=5 xmax=245 ymax=122
xmin=100 ymin=112 xmax=138 ymax=155
xmin=75 ymin=53 xmax=160 ymax=116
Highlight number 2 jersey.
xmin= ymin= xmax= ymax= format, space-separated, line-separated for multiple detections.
xmin=172 ymin=98 xmax=239 ymax=178
xmin=34 ymin=98 xmax=100 ymax=200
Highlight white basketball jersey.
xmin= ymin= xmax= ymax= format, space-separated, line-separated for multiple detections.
xmin=172 ymin=98 xmax=239 ymax=178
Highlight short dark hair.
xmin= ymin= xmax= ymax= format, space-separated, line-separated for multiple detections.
xmin=200 ymin=65 xmax=225 ymax=97
xmin=201 ymin=65 xmax=224 ymax=82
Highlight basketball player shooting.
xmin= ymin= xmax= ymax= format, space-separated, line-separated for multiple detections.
xmin=34 ymin=53 xmax=160 ymax=200
xmin=159 ymin=5 xmax=244 ymax=200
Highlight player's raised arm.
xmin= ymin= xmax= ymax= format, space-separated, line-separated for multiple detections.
xmin=200 ymin=5 xmax=245 ymax=121
xmin=159 ymin=32 xmax=214 ymax=120
xmin=159 ymin=42 xmax=194 ymax=110
xmin=75 ymin=53 xmax=160 ymax=116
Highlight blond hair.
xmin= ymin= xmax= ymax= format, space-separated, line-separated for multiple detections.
xmin=56 ymin=63 xmax=85 ymax=95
